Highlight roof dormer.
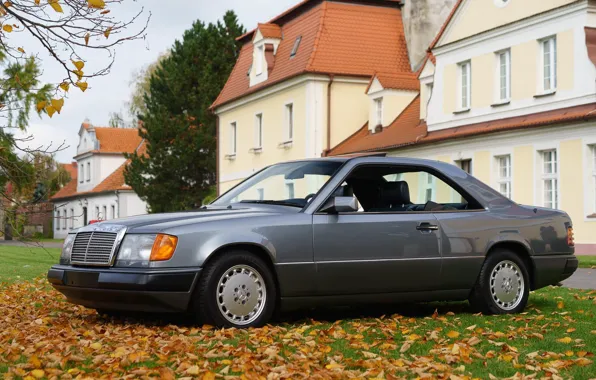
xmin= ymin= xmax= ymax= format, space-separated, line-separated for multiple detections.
xmin=249 ymin=23 xmax=282 ymax=87
xmin=366 ymin=72 xmax=420 ymax=133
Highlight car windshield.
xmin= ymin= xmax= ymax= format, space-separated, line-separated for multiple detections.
xmin=213 ymin=160 xmax=344 ymax=208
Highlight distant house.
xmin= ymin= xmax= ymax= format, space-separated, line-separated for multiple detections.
xmin=51 ymin=122 xmax=148 ymax=239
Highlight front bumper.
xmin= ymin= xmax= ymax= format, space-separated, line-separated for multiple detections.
xmin=47 ymin=265 xmax=201 ymax=313
xmin=531 ymin=254 xmax=578 ymax=290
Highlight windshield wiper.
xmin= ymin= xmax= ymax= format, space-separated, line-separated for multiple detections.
xmin=239 ymin=200 xmax=303 ymax=208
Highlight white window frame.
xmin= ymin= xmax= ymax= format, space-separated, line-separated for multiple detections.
xmin=458 ymin=61 xmax=471 ymax=110
xmin=102 ymin=205 xmax=107 ymax=220
xmin=590 ymin=145 xmax=596 ymax=215
xmin=495 ymin=49 xmax=511 ymax=102
xmin=254 ymin=113 xmax=263 ymax=150
xmin=62 ymin=209 xmax=67 ymax=230
xmin=496 ymin=155 xmax=512 ymax=199
xmin=284 ymin=103 xmax=294 ymax=142
xmin=229 ymin=121 xmax=237 ymax=156
xmin=79 ymin=165 xmax=84 ymax=183
xmin=257 ymin=188 xmax=264 ymax=201
xmin=255 ymin=45 xmax=264 ymax=75
xmin=69 ymin=208 xmax=74 ymax=229
xmin=86 ymin=162 xmax=90 ymax=182
xmin=286 ymin=181 xmax=295 ymax=199
xmin=56 ymin=210 xmax=60 ymax=230
xmin=540 ymin=149 xmax=559 ymax=209
xmin=95 ymin=206 xmax=100 ymax=220
xmin=374 ymin=97 xmax=383 ymax=127
xmin=111 ymin=205 xmax=116 ymax=220
xmin=541 ymin=36 xmax=557 ymax=93
xmin=421 ymin=172 xmax=435 ymax=202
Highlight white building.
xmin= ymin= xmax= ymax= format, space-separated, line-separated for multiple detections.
xmin=51 ymin=122 xmax=148 ymax=239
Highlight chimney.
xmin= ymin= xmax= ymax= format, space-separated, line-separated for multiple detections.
xmin=401 ymin=0 xmax=458 ymax=71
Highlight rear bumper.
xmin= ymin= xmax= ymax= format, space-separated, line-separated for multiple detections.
xmin=47 ymin=265 xmax=201 ymax=313
xmin=531 ymin=254 xmax=578 ymax=290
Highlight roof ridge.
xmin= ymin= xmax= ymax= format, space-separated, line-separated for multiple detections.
xmin=306 ymin=1 xmax=328 ymax=72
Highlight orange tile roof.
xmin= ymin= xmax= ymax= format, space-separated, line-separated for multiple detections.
xmin=257 ymin=23 xmax=282 ymax=39
xmin=329 ymin=101 xmax=596 ymax=156
xmin=212 ymin=0 xmax=411 ymax=109
xmin=61 ymin=162 xmax=77 ymax=179
xmin=366 ymin=72 xmax=420 ymax=93
xmin=94 ymin=127 xmax=143 ymax=154
xmin=92 ymin=162 xmax=131 ymax=193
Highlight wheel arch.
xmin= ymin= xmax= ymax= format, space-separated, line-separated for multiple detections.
xmin=486 ymin=240 xmax=536 ymax=290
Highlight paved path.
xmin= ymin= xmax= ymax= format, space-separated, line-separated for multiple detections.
xmin=0 ymin=240 xmax=63 ymax=249
xmin=562 ymin=268 xmax=596 ymax=290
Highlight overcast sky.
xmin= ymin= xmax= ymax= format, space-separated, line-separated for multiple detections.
xmin=13 ymin=0 xmax=297 ymax=163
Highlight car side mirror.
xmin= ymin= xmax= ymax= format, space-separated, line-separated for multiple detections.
xmin=320 ymin=196 xmax=358 ymax=214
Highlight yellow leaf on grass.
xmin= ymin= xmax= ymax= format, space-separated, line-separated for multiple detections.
xmin=557 ymin=336 xmax=572 ymax=344
xmin=501 ymin=354 xmax=513 ymax=362
xmin=557 ymin=301 xmax=564 ymax=309
xmin=202 ymin=372 xmax=216 ymax=380
xmin=565 ymin=350 xmax=574 ymax=357
xmin=29 ymin=355 xmax=42 ymax=368
xmin=36 ymin=101 xmax=47 ymax=113
xmin=567 ymin=328 xmax=576 ymax=333
xmin=30 ymin=370 xmax=45 ymax=379
xmin=77 ymin=82 xmax=89 ymax=92
xmin=104 ymin=27 xmax=112 ymax=38
xmin=400 ymin=341 xmax=411 ymax=353
xmin=90 ymin=342 xmax=102 ymax=350
xmin=72 ymin=60 xmax=85 ymax=70
xmin=87 ymin=0 xmax=105 ymax=8
xmin=185 ymin=365 xmax=200 ymax=376
xmin=325 ymin=363 xmax=343 ymax=370
xmin=48 ymin=0 xmax=63 ymax=13
xmin=59 ymin=82 xmax=69 ymax=92
xmin=45 ymin=105 xmax=56 ymax=117
xmin=576 ymin=357 xmax=593 ymax=367
xmin=51 ymin=98 xmax=64 ymax=113
xmin=408 ymin=334 xmax=421 ymax=341
xmin=84 ymin=32 xmax=90 ymax=45
xmin=3 ymin=24 xmax=13 ymax=33
xmin=447 ymin=331 xmax=460 ymax=339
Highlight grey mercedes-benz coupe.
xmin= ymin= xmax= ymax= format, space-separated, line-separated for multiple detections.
xmin=48 ymin=156 xmax=578 ymax=328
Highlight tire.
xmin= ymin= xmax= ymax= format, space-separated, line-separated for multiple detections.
xmin=192 ymin=251 xmax=276 ymax=328
xmin=469 ymin=249 xmax=530 ymax=315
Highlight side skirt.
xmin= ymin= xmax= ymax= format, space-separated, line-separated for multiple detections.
xmin=279 ymin=289 xmax=470 ymax=311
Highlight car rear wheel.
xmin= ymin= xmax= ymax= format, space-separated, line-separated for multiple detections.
xmin=193 ymin=251 xmax=276 ymax=328
xmin=469 ymin=249 xmax=530 ymax=314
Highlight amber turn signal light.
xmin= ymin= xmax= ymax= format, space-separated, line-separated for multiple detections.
xmin=150 ymin=234 xmax=178 ymax=261
xmin=567 ymin=227 xmax=575 ymax=247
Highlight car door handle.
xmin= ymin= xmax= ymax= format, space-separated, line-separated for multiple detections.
xmin=416 ymin=223 xmax=439 ymax=231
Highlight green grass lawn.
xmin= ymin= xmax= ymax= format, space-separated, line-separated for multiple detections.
xmin=0 ymin=246 xmax=60 ymax=283
xmin=578 ymin=255 xmax=596 ymax=269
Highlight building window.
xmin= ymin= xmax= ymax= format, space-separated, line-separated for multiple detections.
xmin=496 ymin=155 xmax=512 ymax=198
xmin=69 ymin=208 xmax=74 ymax=229
xmin=62 ymin=209 xmax=67 ymax=230
xmin=229 ymin=122 xmax=237 ymax=155
xmin=254 ymin=113 xmax=263 ymax=149
xmin=103 ymin=205 xmax=107 ymax=220
xmin=374 ymin=98 xmax=383 ymax=127
xmin=286 ymin=182 xmax=295 ymax=199
xmin=285 ymin=103 xmax=294 ymax=142
xmin=80 ymin=165 xmax=84 ymax=183
xmin=111 ymin=205 xmax=116 ymax=220
xmin=86 ymin=162 xmax=90 ymax=182
xmin=497 ymin=49 xmax=511 ymax=101
xmin=424 ymin=173 xmax=434 ymax=202
xmin=56 ymin=210 xmax=60 ymax=230
xmin=95 ymin=206 xmax=100 ymax=219
xmin=591 ymin=145 xmax=596 ymax=214
xmin=290 ymin=36 xmax=302 ymax=57
xmin=457 ymin=159 xmax=473 ymax=174
xmin=257 ymin=188 xmax=264 ymax=201
xmin=256 ymin=45 xmax=264 ymax=75
xmin=541 ymin=150 xmax=558 ymax=209
xmin=459 ymin=61 xmax=471 ymax=110
xmin=542 ymin=37 xmax=557 ymax=92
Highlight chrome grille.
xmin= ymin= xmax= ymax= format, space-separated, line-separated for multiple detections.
xmin=71 ymin=231 xmax=118 ymax=266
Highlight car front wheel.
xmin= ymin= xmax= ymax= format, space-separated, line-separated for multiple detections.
xmin=193 ymin=251 xmax=276 ymax=328
xmin=469 ymin=249 xmax=530 ymax=314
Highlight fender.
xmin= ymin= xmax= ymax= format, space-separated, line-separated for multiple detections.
xmin=195 ymin=231 xmax=277 ymax=267
xmin=485 ymin=232 xmax=533 ymax=256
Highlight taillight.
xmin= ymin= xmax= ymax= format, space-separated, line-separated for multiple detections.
xmin=567 ymin=227 xmax=575 ymax=247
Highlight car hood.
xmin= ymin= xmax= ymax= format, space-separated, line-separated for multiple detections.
xmin=76 ymin=204 xmax=300 ymax=234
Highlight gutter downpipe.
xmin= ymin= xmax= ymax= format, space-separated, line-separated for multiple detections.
xmin=324 ymin=74 xmax=335 ymax=157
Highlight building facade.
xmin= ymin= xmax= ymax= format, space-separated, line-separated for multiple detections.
xmin=330 ymin=0 xmax=596 ymax=253
xmin=51 ymin=123 xmax=148 ymax=239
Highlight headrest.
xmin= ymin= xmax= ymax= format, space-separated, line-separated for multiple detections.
xmin=380 ymin=181 xmax=411 ymax=205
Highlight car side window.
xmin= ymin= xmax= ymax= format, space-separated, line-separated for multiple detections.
xmin=337 ymin=165 xmax=480 ymax=213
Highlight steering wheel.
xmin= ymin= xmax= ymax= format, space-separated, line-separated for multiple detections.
xmin=304 ymin=193 xmax=316 ymax=203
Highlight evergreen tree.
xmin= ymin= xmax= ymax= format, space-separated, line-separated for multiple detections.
xmin=125 ymin=11 xmax=245 ymax=212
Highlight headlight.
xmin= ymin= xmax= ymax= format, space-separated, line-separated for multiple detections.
xmin=60 ymin=234 xmax=76 ymax=264
xmin=115 ymin=234 xmax=178 ymax=267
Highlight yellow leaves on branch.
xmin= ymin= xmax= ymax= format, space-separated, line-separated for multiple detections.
xmin=45 ymin=105 xmax=56 ymax=118
xmin=87 ymin=0 xmax=105 ymax=9
xmin=48 ymin=0 xmax=63 ymax=13
xmin=17 ymin=47 xmax=25 ymax=53
xmin=36 ymin=101 xmax=46 ymax=113
xmin=59 ymin=82 xmax=69 ymax=92
xmin=51 ymin=98 xmax=64 ymax=113
xmin=104 ymin=27 xmax=112 ymax=39
xmin=72 ymin=60 xmax=85 ymax=71
xmin=85 ymin=33 xmax=90 ymax=46
xmin=76 ymin=81 xmax=88 ymax=92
